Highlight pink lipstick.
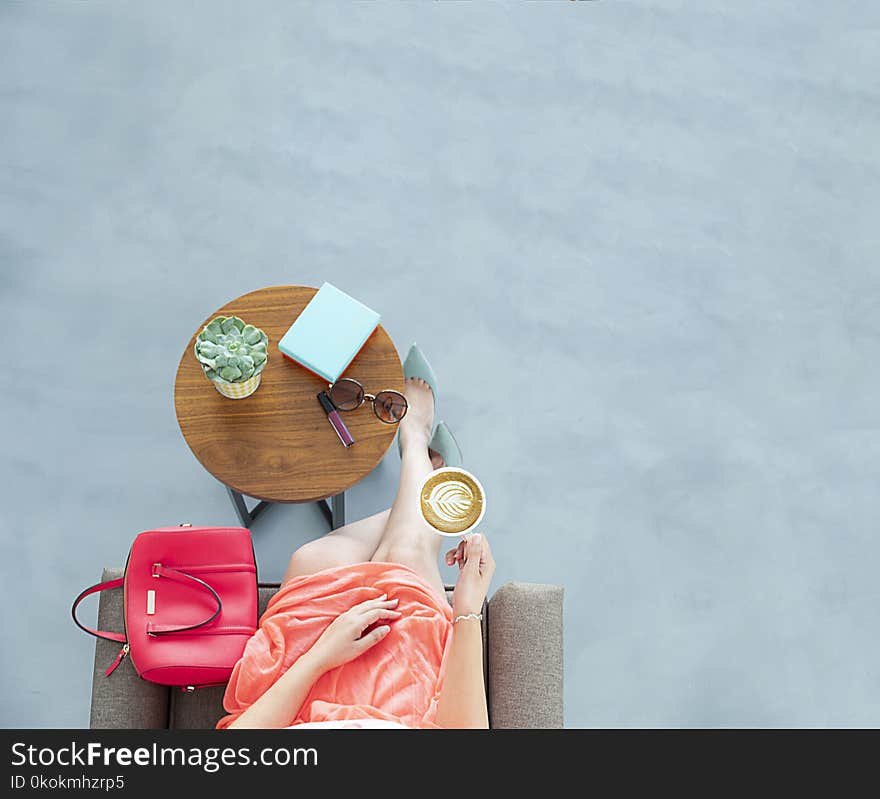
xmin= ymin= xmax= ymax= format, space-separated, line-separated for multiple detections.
xmin=318 ymin=391 xmax=354 ymax=448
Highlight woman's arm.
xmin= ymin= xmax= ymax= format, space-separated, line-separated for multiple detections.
xmin=435 ymin=533 xmax=495 ymax=729
xmin=227 ymin=650 xmax=325 ymax=729
xmin=434 ymin=617 xmax=487 ymax=728
xmin=227 ymin=595 xmax=401 ymax=730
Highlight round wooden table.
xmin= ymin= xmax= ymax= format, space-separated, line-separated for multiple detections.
xmin=174 ymin=285 xmax=403 ymax=528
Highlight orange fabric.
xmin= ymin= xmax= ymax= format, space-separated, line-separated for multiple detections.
xmin=216 ymin=562 xmax=453 ymax=729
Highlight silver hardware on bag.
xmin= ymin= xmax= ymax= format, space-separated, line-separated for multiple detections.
xmin=152 ymin=563 xmax=161 ymax=578
xmin=185 ymin=686 xmax=195 ymax=693
xmin=179 ymin=523 xmax=192 ymax=528
xmin=146 ymin=590 xmax=156 ymax=615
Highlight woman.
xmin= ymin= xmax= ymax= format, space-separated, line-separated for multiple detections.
xmin=218 ymin=375 xmax=495 ymax=729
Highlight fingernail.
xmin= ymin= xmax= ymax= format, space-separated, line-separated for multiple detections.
xmin=379 ymin=594 xmax=387 ymax=599
xmin=379 ymin=625 xmax=390 ymax=634
xmin=390 ymin=598 xmax=399 ymax=605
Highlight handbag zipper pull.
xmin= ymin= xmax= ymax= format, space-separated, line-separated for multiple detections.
xmin=105 ymin=643 xmax=129 ymax=677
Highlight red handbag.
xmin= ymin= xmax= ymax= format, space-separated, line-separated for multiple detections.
xmin=72 ymin=525 xmax=258 ymax=691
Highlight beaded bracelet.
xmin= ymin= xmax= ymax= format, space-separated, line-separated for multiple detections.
xmin=453 ymin=612 xmax=483 ymax=625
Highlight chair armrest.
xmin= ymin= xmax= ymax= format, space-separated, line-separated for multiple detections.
xmin=486 ymin=581 xmax=564 ymax=728
xmin=89 ymin=568 xmax=169 ymax=729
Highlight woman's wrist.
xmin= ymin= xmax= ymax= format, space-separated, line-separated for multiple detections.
xmin=295 ymin=648 xmax=329 ymax=681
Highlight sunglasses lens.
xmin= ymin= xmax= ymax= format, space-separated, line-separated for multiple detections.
xmin=329 ymin=380 xmax=363 ymax=411
xmin=374 ymin=392 xmax=408 ymax=423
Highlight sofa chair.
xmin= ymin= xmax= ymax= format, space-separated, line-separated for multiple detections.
xmin=88 ymin=568 xmax=564 ymax=729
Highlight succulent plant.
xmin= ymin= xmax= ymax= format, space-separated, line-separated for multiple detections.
xmin=194 ymin=316 xmax=268 ymax=383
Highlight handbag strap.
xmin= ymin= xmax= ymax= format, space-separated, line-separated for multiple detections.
xmin=72 ymin=566 xmax=225 ymax=641
xmin=146 ymin=563 xmax=223 ymax=636
xmin=70 ymin=578 xmax=127 ymax=643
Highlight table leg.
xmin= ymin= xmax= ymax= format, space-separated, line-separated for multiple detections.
xmin=228 ymin=486 xmax=345 ymax=531
xmin=318 ymin=492 xmax=346 ymax=530
xmin=226 ymin=487 xmax=270 ymax=528
xmin=331 ymin=492 xmax=345 ymax=530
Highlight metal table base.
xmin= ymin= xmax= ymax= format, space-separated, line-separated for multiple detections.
xmin=226 ymin=487 xmax=345 ymax=530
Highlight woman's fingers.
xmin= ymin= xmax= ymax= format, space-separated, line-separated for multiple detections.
xmin=446 ymin=544 xmax=462 ymax=565
xmin=353 ymin=595 xmax=398 ymax=614
xmin=354 ymin=624 xmax=391 ymax=652
xmin=481 ymin=534 xmax=494 ymax=564
xmin=445 ymin=540 xmax=467 ymax=567
xmin=479 ymin=535 xmax=495 ymax=582
xmin=462 ymin=533 xmax=484 ymax=575
xmin=359 ymin=607 xmax=402 ymax=629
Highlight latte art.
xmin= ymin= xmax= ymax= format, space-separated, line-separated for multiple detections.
xmin=419 ymin=468 xmax=485 ymax=535
xmin=425 ymin=480 xmax=476 ymax=524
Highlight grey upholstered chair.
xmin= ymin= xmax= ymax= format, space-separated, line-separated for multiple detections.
xmin=88 ymin=568 xmax=564 ymax=729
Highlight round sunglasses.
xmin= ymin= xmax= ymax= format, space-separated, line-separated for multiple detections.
xmin=328 ymin=378 xmax=408 ymax=424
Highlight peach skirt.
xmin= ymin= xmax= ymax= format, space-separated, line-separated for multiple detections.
xmin=216 ymin=562 xmax=453 ymax=729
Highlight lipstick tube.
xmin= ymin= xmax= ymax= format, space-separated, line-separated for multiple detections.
xmin=318 ymin=391 xmax=354 ymax=448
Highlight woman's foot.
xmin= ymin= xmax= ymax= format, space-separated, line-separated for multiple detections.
xmin=399 ymin=377 xmax=445 ymax=469
xmin=429 ymin=447 xmax=445 ymax=470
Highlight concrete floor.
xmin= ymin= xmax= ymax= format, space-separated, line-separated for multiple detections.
xmin=2 ymin=2 xmax=879 ymax=727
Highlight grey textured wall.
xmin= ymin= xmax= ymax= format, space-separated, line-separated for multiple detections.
xmin=2 ymin=1 xmax=879 ymax=727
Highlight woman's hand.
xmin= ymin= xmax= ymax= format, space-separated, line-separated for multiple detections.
xmin=308 ymin=595 xmax=401 ymax=673
xmin=447 ymin=533 xmax=495 ymax=618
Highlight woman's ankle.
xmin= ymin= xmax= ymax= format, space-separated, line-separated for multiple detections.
xmin=399 ymin=428 xmax=431 ymax=455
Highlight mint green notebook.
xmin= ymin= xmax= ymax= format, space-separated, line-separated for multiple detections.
xmin=278 ymin=283 xmax=381 ymax=382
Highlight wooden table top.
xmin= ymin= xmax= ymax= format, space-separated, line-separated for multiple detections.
xmin=174 ymin=285 xmax=403 ymax=503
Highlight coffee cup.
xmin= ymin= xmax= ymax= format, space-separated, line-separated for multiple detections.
xmin=417 ymin=467 xmax=486 ymax=536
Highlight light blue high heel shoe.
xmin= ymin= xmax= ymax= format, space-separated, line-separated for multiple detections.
xmin=428 ymin=421 xmax=463 ymax=469
xmin=402 ymin=342 xmax=438 ymax=396
xmin=397 ymin=343 xmax=463 ymax=467
xmin=399 ymin=343 xmax=438 ymax=458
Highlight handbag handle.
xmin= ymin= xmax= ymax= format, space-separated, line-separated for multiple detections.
xmin=71 ymin=578 xmax=127 ymax=643
xmin=71 ymin=566 xmax=224 ymax=642
xmin=146 ymin=563 xmax=223 ymax=636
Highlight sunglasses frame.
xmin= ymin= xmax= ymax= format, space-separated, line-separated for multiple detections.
xmin=328 ymin=378 xmax=408 ymax=424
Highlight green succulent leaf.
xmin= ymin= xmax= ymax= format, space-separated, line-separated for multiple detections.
xmin=225 ymin=355 xmax=240 ymax=369
xmin=251 ymin=350 xmax=267 ymax=367
xmin=213 ymin=354 xmax=228 ymax=368
xmin=197 ymin=341 xmax=218 ymax=358
xmin=219 ymin=365 xmax=242 ymax=381
xmin=242 ymin=325 xmax=262 ymax=345
xmin=221 ymin=316 xmax=245 ymax=334
xmin=203 ymin=318 xmax=224 ymax=343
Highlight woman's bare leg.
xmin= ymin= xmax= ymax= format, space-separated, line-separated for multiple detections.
xmin=371 ymin=378 xmax=446 ymax=600
xmin=282 ymin=508 xmax=390 ymax=584
xmin=283 ymin=377 xmax=446 ymax=591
